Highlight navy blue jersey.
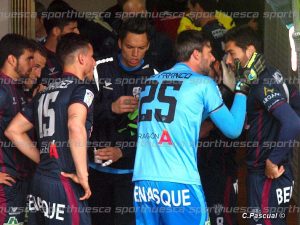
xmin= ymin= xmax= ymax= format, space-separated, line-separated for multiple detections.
xmin=0 ymin=72 xmax=34 ymax=179
xmin=246 ymin=66 xmax=290 ymax=171
xmin=39 ymin=48 xmax=62 ymax=86
xmin=22 ymin=73 xmax=94 ymax=178
xmin=91 ymin=55 xmax=158 ymax=170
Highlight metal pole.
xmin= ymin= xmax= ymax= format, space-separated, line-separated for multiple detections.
xmin=292 ymin=0 xmax=300 ymax=223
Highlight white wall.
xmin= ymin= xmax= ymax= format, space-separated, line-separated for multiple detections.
xmin=0 ymin=0 xmax=10 ymax=38
xmin=39 ymin=0 xmax=116 ymax=12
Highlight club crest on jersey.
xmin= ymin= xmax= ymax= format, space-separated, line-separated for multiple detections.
xmin=84 ymin=89 xmax=94 ymax=107
xmin=264 ymin=87 xmax=274 ymax=96
xmin=272 ymin=71 xmax=283 ymax=84
xmin=158 ymin=130 xmax=172 ymax=145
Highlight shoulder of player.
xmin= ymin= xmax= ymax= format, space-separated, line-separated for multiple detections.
xmin=0 ymin=83 xmax=11 ymax=95
xmin=95 ymin=56 xmax=115 ymax=68
xmin=0 ymin=85 xmax=10 ymax=108
xmin=139 ymin=62 xmax=159 ymax=75
xmin=250 ymin=66 xmax=288 ymax=97
xmin=258 ymin=65 xmax=285 ymax=86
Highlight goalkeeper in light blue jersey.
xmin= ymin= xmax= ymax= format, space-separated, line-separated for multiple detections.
xmin=133 ymin=30 xmax=263 ymax=225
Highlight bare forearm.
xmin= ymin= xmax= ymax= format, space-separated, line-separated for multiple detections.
xmin=6 ymin=132 xmax=39 ymax=163
xmin=68 ymin=125 xmax=88 ymax=179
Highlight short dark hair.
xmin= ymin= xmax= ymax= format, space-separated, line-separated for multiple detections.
xmin=35 ymin=1 xmax=46 ymax=18
xmin=56 ymin=33 xmax=90 ymax=66
xmin=43 ymin=0 xmax=78 ymax=35
xmin=224 ymin=25 xmax=262 ymax=52
xmin=189 ymin=0 xmax=218 ymax=12
xmin=30 ymin=40 xmax=47 ymax=59
xmin=0 ymin=34 xmax=34 ymax=68
xmin=119 ymin=16 xmax=151 ymax=41
xmin=175 ymin=30 xmax=210 ymax=62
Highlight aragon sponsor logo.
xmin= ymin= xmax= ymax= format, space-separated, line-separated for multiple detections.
xmin=158 ymin=130 xmax=172 ymax=145
xmin=4 ymin=217 xmax=23 ymax=225
xmin=138 ymin=133 xmax=160 ymax=140
xmin=263 ymin=93 xmax=280 ymax=104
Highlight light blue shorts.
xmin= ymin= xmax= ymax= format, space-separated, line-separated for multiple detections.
xmin=134 ymin=180 xmax=210 ymax=225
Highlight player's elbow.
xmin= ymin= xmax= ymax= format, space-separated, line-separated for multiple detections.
xmin=68 ymin=121 xmax=85 ymax=136
xmin=289 ymin=119 xmax=300 ymax=136
xmin=4 ymin=126 xmax=18 ymax=141
xmin=223 ymin=127 xmax=242 ymax=139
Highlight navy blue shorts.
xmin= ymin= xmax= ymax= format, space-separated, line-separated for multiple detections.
xmin=0 ymin=180 xmax=29 ymax=225
xmin=246 ymin=166 xmax=293 ymax=225
xmin=28 ymin=172 xmax=91 ymax=225
xmin=201 ymin=173 xmax=238 ymax=225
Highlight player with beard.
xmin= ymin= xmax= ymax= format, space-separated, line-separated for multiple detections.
xmin=133 ymin=30 xmax=258 ymax=225
xmin=224 ymin=25 xmax=300 ymax=225
xmin=5 ymin=33 xmax=96 ymax=225
xmin=0 ymin=34 xmax=34 ymax=225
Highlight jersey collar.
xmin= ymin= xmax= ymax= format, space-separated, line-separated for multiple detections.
xmin=0 ymin=71 xmax=19 ymax=85
xmin=172 ymin=63 xmax=192 ymax=71
xmin=117 ymin=54 xmax=144 ymax=72
xmin=62 ymin=72 xmax=80 ymax=79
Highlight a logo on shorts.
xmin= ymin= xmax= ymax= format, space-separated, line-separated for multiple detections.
xmin=4 ymin=217 xmax=23 ymax=225
xmin=8 ymin=207 xmax=21 ymax=216
xmin=213 ymin=203 xmax=224 ymax=216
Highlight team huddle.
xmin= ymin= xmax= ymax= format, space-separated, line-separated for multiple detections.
xmin=0 ymin=0 xmax=299 ymax=225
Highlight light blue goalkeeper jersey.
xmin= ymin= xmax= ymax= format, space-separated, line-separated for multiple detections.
xmin=133 ymin=63 xmax=224 ymax=185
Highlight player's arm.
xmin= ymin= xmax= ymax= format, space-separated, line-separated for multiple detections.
xmin=66 ymin=103 xmax=91 ymax=200
xmin=266 ymin=102 xmax=300 ymax=179
xmin=210 ymin=93 xmax=246 ymax=139
xmin=5 ymin=113 xmax=39 ymax=164
xmin=93 ymin=67 xmax=137 ymax=122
